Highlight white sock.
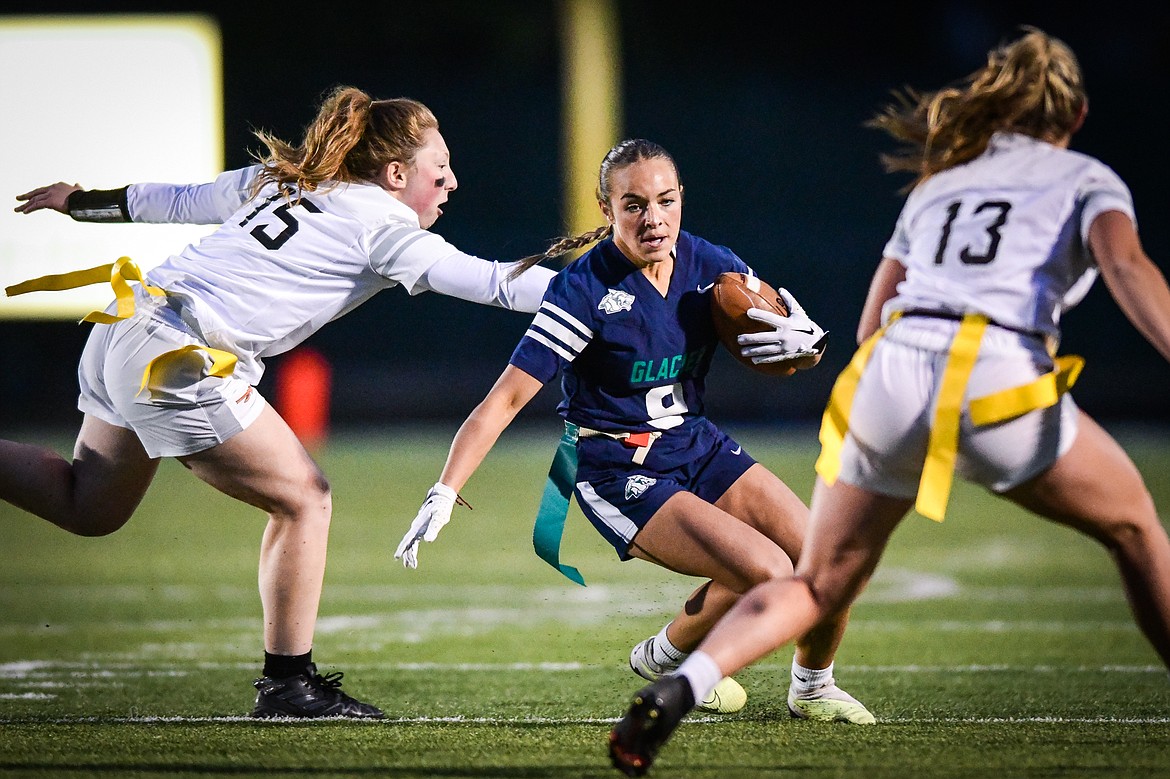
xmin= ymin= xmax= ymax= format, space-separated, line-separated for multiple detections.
xmin=790 ymin=659 xmax=833 ymax=694
xmin=650 ymin=622 xmax=688 ymax=669
xmin=676 ymin=650 xmax=723 ymax=705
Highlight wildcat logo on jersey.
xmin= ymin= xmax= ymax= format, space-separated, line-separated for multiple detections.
xmin=598 ymin=289 xmax=635 ymax=315
xmin=624 ymin=474 xmax=656 ymax=500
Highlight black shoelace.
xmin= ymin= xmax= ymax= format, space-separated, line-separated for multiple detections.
xmin=309 ymin=670 xmax=346 ymax=691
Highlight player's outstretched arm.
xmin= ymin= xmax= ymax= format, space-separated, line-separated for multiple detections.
xmin=394 ymin=365 xmax=544 ymax=569
xmin=1091 ymin=210 xmax=1170 ymax=364
xmin=420 ymin=254 xmax=556 ymax=314
xmin=15 ymin=166 xmax=259 ymax=225
xmin=14 ymin=182 xmax=81 ymax=215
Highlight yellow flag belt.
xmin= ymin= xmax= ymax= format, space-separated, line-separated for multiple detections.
xmin=5 ymin=257 xmax=237 ymax=395
xmin=815 ymin=312 xmax=1083 ymax=522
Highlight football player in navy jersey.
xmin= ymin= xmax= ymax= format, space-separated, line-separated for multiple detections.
xmin=608 ymin=28 xmax=1170 ymax=776
xmin=397 ymin=138 xmax=874 ymax=724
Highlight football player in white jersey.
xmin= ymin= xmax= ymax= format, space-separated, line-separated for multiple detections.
xmin=6 ymin=86 xmax=554 ymax=719
xmin=610 ymin=27 xmax=1170 ymax=775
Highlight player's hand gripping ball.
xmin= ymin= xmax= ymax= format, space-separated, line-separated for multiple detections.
xmin=709 ymin=272 xmax=825 ymax=376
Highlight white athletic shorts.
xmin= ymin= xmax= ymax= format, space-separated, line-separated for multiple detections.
xmin=836 ymin=316 xmax=1078 ymax=498
xmin=77 ymin=296 xmax=265 ymax=458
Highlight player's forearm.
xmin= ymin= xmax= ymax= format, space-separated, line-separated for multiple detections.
xmin=439 ymin=411 xmax=508 ymax=494
xmin=857 ymin=258 xmax=905 ymax=343
xmin=128 ymin=167 xmax=259 ymax=224
xmin=439 ymin=366 xmax=544 ymax=492
xmin=1100 ymin=251 xmax=1170 ymax=364
xmin=422 ymin=255 xmax=555 ymax=313
xmin=1091 ymin=210 xmax=1170 ymax=364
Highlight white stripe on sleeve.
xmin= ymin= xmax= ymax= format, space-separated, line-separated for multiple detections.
xmin=530 ymin=309 xmax=591 ymax=354
xmin=524 ymin=329 xmax=578 ymax=362
xmin=541 ymin=302 xmax=593 ymax=339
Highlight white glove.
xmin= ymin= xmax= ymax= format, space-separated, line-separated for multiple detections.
xmin=395 ymin=482 xmax=458 ymax=569
xmin=736 ymin=288 xmax=828 ymax=365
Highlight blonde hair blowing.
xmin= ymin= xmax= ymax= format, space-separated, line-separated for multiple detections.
xmin=250 ymin=86 xmax=438 ymax=197
xmin=868 ymin=27 xmax=1086 ymax=188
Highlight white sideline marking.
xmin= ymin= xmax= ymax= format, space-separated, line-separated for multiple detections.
xmin=1 ymin=574 xmax=1129 ymax=606
xmin=2 ymin=660 xmax=1163 ymax=679
xmin=3 ymin=662 xmax=1164 ymax=726
xmin=2 ymin=660 xmax=1164 ymax=679
xmin=0 ymin=714 xmax=1167 ymax=726
xmin=0 ymin=616 xmax=1140 ymax=641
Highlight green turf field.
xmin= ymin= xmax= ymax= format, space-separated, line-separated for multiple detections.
xmin=2 ymin=423 xmax=1168 ymax=778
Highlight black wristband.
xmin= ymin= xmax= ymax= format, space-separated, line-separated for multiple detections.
xmin=66 ymin=187 xmax=131 ymax=223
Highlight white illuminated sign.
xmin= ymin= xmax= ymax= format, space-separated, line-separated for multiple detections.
xmin=0 ymin=15 xmax=222 ymax=319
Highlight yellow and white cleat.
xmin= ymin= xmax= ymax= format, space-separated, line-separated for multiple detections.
xmin=787 ymin=682 xmax=875 ymax=724
xmin=629 ymin=636 xmax=747 ymax=714
xmin=699 ymin=675 xmax=747 ymax=714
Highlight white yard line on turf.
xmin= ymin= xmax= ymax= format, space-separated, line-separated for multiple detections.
xmin=0 ymin=714 xmax=1168 ymax=726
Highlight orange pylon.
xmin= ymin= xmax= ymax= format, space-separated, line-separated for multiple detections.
xmin=275 ymin=346 xmax=332 ymax=451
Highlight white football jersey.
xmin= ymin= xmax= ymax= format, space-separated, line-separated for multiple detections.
xmin=881 ymin=132 xmax=1135 ymax=340
xmin=130 ymin=168 xmax=553 ymax=383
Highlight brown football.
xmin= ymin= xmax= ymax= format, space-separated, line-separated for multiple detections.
xmin=709 ymin=272 xmax=818 ymax=375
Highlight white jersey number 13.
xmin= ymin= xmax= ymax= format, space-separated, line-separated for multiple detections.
xmin=934 ymin=199 xmax=1013 ymax=265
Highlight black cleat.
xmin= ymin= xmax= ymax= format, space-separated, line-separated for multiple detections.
xmin=609 ymin=675 xmax=695 ymax=776
xmin=251 ymin=662 xmax=384 ymax=719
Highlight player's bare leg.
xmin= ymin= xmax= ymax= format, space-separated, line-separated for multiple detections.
xmin=610 ymin=480 xmax=906 ymax=774
xmin=697 ymin=479 xmax=909 ymax=678
xmin=627 ymin=489 xmax=792 ymax=714
xmin=179 ymin=404 xmax=331 ymax=656
xmin=631 ymin=465 xmax=802 ymax=660
xmin=630 ymin=465 xmax=872 ymax=720
xmin=1005 ymin=410 xmax=1170 ymax=668
xmin=0 ymin=414 xmax=158 ymax=535
xmin=179 ymin=403 xmax=381 ymax=718
xmin=713 ymin=465 xmax=874 ymax=720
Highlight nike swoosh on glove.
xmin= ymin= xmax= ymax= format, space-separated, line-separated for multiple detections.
xmin=737 ymin=288 xmax=828 ymax=365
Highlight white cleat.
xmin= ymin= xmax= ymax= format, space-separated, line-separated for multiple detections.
xmin=787 ymin=681 xmax=875 ymax=724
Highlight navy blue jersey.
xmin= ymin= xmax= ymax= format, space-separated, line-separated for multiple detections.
xmin=509 ymin=231 xmax=752 ymax=433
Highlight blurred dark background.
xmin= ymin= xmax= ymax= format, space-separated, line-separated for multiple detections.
xmin=3 ymin=1 xmax=1168 ymax=436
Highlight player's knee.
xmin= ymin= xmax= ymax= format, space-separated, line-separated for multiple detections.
xmin=1102 ymin=506 xmax=1160 ymax=556
xmin=308 ymin=466 xmax=331 ymax=502
xmin=69 ymin=508 xmax=133 ymax=537
xmin=742 ymin=549 xmax=795 ymax=588
xmin=740 ymin=589 xmax=772 ymax=617
xmin=1084 ymin=481 xmax=1156 ymax=549
xmin=798 ymin=573 xmax=850 ymax=616
xmin=268 ymin=465 xmax=332 ymax=521
xmin=738 ymin=577 xmax=816 ymax=621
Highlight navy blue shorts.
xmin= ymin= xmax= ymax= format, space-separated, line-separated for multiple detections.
xmin=572 ymin=418 xmax=756 ymax=560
